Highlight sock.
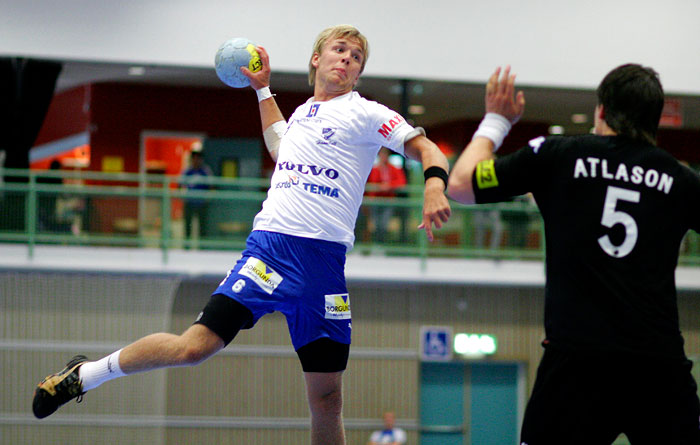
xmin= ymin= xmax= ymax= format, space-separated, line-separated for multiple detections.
xmin=79 ymin=349 xmax=126 ymax=391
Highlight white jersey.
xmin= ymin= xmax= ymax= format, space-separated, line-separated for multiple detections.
xmin=369 ymin=427 xmax=407 ymax=444
xmin=252 ymin=91 xmax=418 ymax=251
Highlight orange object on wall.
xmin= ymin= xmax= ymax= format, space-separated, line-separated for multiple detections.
xmin=30 ymin=144 xmax=90 ymax=170
xmin=144 ymin=136 xmax=201 ymax=176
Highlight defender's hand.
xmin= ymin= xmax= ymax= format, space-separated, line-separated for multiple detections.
xmin=485 ymin=66 xmax=525 ymax=124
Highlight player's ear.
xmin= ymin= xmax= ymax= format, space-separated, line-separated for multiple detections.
xmin=311 ymin=53 xmax=320 ymax=69
xmin=596 ymin=104 xmax=605 ymax=120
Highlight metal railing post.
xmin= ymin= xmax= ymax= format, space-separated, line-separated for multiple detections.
xmin=25 ymin=173 xmax=37 ymax=259
xmin=161 ymin=176 xmax=171 ymax=264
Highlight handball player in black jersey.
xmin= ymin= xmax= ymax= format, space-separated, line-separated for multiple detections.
xmin=448 ymin=64 xmax=700 ymax=444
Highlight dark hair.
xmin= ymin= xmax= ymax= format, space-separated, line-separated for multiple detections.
xmin=596 ymin=64 xmax=664 ymax=145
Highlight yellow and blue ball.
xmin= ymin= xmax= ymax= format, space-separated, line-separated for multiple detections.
xmin=215 ymin=37 xmax=262 ymax=88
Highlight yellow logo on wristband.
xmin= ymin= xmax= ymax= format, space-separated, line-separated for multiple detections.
xmin=476 ymin=159 xmax=499 ymax=189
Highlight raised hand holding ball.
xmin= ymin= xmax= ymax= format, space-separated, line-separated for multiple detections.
xmin=214 ymin=37 xmax=262 ymax=88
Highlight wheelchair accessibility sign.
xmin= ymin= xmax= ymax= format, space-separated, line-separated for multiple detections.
xmin=420 ymin=326 xmax=453 ymax=362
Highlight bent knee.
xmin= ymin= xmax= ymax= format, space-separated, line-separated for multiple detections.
xmin=176 ymin=337 xmax=218 ymax=366
xmin=309 ymin=386 xmax=344 ymax=415
xmin=176 ymin=325 xmax=223 ymax=366
xmin=178 ymin=344 xmax=210 ymax=366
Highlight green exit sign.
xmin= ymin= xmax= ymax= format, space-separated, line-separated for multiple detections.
xmin=454 ymin=333 xmax=497 ymax=356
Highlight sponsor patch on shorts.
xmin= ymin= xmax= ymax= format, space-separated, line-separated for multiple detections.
xmin=324 ymin=293 xmax=351 ymax=320
xmin=239 ymin=257 xmax=283 ymax=294
xmin=476 ymin=159 xmax=499 ymax=189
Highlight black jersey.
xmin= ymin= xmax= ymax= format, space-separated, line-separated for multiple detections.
xmin=473 ymin=134 xmax=700 ymax=358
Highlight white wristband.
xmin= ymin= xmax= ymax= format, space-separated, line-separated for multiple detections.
xmin=472 ymin=113 xmax=512 ymax=152
xmin=256 ymin=86 xmax=273 ymax=102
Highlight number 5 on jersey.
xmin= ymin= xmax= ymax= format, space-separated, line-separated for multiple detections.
xmin=598 ymin=186 xmax=640 ymax=258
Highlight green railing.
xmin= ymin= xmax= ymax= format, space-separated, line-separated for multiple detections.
xmin=1 ymin=168 xmax=699 ymax=265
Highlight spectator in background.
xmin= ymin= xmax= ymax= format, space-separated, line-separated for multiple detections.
xmin=368 ymin=411 xmax=406 ymax=445
xmin=182 ymin=147 xmax=213 ymax=244
xmin=366 ymin=147 xmax=407 ymax=243
xmin=472 ymin=206 xmax=503 ymax=251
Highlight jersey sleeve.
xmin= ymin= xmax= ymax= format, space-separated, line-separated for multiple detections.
xmin=472 ymin=135 xmax=556 ymax=203
xmin=367 ymin=102 xmax=414 ymax=156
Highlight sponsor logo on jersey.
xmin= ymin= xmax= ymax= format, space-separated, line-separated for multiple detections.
xmin=275 ymin=174 xmax=300 ymax=189
xmin=303 ymin=182 xmax=340 ymax=198
xmin=294 ymin=117 xmax=322 ymax=125
xmin=325 ymin=293 xmax=351 ymax=320
xmin=277 ymin=161 xmax=340 ymax=179
xmin=377 ymin=113 xmax=406 ymax=139
xmin=476 ymin=159 xmax=499 ymax=189
xmin=239 ymin=257 xmax=283 ymax=294
xmin=316 ymin=127 xmax=339 ymax=147
xmin=573 ymin=157 xmax=674 ymax=194
xmin=307 ymin=103 xmax=321 ymax=117
xmin=322 ymin=127 xmax=336 ymax=140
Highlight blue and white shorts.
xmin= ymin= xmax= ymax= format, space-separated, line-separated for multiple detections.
xmin=213 ymin=230 xmax=351 ymax=350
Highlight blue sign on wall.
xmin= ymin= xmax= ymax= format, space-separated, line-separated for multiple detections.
xmin=420 ymin=326 xmax=453 ymax=362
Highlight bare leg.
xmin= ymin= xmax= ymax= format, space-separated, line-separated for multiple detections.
xmin=305 ymin=371 xmax=345 ymax=445
xmin=119 ymin=324 xmax=224 ymax=374
xmin=34 ymin=324 xmax=226 ymax=419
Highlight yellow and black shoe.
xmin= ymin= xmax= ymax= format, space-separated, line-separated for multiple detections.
xmin=32 ymin=355 xmax=88 ymax=419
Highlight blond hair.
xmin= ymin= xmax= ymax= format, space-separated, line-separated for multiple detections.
xmin=308 ymin=25 xmax=369 ymax=86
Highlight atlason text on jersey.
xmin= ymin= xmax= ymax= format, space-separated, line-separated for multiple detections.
xmin=573 ymin=157 xmax=674 ymax=194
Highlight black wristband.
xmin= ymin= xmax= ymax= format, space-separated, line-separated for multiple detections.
xmin=424 ymin=166 xmax=449 ymax=190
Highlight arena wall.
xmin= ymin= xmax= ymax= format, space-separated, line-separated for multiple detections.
xmin=2 ymin=269 xmax=699 ymax=444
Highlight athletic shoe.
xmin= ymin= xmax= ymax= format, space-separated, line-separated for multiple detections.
xmin=32 ymin=355 xmax=88 ymax=419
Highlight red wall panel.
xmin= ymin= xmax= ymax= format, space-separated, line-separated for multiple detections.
xmin=88 ymin=82 xmax=309 ymax=174
xmin=34 ymin=85 xmax=91 ymax=145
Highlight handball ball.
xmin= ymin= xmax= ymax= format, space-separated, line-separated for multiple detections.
xmin=214 ymin=37 xmax=262 ymax=88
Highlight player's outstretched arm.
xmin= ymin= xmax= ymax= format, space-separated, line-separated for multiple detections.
xmin=241 ymin=46 xmax=286 ymax=162
xmin=448 ymin=66 xmax=525 ymax=204
xmin=404 ymin=136 xmax=452 ymax=242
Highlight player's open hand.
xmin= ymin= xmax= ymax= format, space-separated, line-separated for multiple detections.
xmin=241 ymin=46 xmax=271 ymax=90
xmin=418 ymin=183 xmax=452 ymax=242
xmin=485 ymin=66 xmax=525 ymax=124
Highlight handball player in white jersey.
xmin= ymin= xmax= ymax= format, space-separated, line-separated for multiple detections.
xmin=32 ymin=25 xmax=451 ymax=445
